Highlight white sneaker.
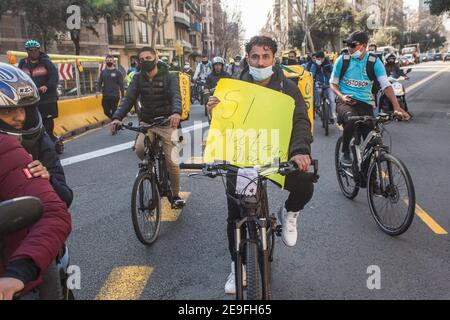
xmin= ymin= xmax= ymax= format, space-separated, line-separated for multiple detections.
xmin=224 ymin=262 xmax=246 ymax=295
xmin=278 ymin=207 xmax=300 ymax=247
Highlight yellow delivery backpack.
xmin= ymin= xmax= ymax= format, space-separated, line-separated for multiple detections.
xmin=171 ymin=71 xmax=191 ymax=121
xmin=281 ymin=64 xmax=314 ymax=137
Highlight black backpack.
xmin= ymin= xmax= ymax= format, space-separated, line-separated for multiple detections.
xmin=339 ymin=53 xmax=381 ymax=94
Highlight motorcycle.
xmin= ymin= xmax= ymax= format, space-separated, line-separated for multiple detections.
xmin=378 ymin=68 xmax=412 ymax=118
xmin=0 ymin=197 xmax=75 ymax=300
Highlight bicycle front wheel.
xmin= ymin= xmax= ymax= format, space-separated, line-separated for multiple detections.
xmin=322 ymin=100 xmax=329 ymax=136
xmin=335 ymin=137 xmax=360 ymax=199
xmin=245 ymin=240 xmax=261 ymax=300
xmin=367 ymin=153 xmax=416 ymax=236
xmin=131 ymin=172 xmax=161 ymax=245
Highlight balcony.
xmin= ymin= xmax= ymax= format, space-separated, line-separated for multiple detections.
xmin=190 ymin=22 xmax=202 ymax=33
xmin=181 ymin=40 xmax=193 ymax=53
xmin=174 ymin=11 xmax=191 ymax=29
xmin=165 ymin=39 xmax=175 ymax=48
xmin=108 ymin=35 xmax=125 ymax=46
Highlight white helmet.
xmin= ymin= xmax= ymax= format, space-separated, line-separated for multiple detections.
xmin=212 ymin=56 xmax=225 ymax=66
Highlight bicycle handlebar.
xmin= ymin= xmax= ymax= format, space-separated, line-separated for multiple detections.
xmin=120 ymin=117 xmax=170 ymax=133
xmin=348 ymin=112 xmax=400 ymax=123
xmin=180 ymin=160 xmax=319 ymax=183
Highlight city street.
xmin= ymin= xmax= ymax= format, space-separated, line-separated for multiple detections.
xmin=60 ymin=61 xmax=450 ymax=300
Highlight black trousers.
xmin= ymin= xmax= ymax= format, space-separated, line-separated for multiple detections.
xmin=42 ymin=117 xmax=57 ymax=142
xmin=336 ymin=100 xmax=375 ymax=154
xmin=102 ymin=96 xmax=120 ymax=119
xmin=226 ymin=172 xmax=314 ymax=262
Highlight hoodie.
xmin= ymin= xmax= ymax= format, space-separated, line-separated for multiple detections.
xmin=18 ymin=53 xmax=59 ymax=117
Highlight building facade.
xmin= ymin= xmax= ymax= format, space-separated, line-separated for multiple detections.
xmin=201 ymin=0 xmax=215 ymax=57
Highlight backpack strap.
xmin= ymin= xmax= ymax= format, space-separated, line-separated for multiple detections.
xmin=339 ymin=54 xmax=351 ymax=80
xmin=366 ymin=53 xmax=378 ymax=82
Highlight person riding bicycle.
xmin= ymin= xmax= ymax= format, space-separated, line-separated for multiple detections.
xmin=182 ymin=63 xmax=195 ymax=79
xmin=205 ymin=57 xmax=231 ymax=92
xmin=330 ymin=31 xmax=410 ymax=167
xmin=310 ymin=51 xmax=337 ymax=123
xmin=193 ymin=53 xmax=212 ymax=83
xmin=0 ymin=63 xmax=73 ymax=208
xmin=227 ymin=55 xmax=242 ymax=79
xmin=18 ymin=40 xmax=63 ymax=154
xmin=286 ymin=50 xmax=299 ymax=66
xmin=0 ymin=133 xmax=72 ymax=300
xmin=110 ymin=47 xmax=186 ymax=208
xmin=207 ymin=36 xmax=314 ymax=295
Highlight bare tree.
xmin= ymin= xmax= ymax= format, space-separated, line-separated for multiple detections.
xmin=290 ymin=0 xmax=316 ymax=53
xmin=130 ymin=0 xmax=172 ymax=47
xmin=213 ymin=1 xmax=244 ymax=59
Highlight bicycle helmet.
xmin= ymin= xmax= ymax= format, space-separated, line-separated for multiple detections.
xmin=0 ymin=62 xmax=43 ymax=143
xmin=212 ymin=57 xmax=225 ymax=66
xmin=24 ymin=39 xmax=41 ymax=49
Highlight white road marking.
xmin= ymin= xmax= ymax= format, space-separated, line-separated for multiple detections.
xmin=61 ymin=122 xmax=209 ymax=167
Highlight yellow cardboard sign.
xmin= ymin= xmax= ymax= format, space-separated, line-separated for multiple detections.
xmin=204 ymin=79 xmax=295 ymax=187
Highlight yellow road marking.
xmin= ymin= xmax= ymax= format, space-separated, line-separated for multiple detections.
xmin=414 ymin=203 xmax=448 ymax=235
xmin=161 ymin=191 xmax=191 ymax=222
xmin=406 ymin=64 xmax=450 ymax=94
xmin=96 ymin=266 xmax=154 ymax=300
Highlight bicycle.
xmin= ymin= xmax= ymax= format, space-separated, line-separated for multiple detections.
xmin=315 ymin=82 xmax=331 ymax=136
xmin=121 ymin=117 xmax=181 ymax=246
xmin=180 ymin=159 xmax=319 ymax=300
xmin=335 ymin=113 xmax=416 ymax=236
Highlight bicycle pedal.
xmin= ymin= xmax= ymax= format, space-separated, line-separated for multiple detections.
xmin=275 ymin=225 xmax=283 ymax=237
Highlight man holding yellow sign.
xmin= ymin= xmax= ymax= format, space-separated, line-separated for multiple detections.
xmin=207 ymin=36 xmax=314 ymax=295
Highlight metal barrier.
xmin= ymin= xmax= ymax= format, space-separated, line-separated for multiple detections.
xmin=54 ymin=95 xmax=109 ymax=137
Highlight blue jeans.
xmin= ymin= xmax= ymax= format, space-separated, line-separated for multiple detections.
xmin=314 ymin=84 xmax=336 ymax=118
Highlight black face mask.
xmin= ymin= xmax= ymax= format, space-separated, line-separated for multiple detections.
xmin=202 ymin=60 xmax=208 ymax=65
xmin=141 ymin=60 xmax=157 ymax=72
xmin=106 ymin=62 xmax=114 ymax=67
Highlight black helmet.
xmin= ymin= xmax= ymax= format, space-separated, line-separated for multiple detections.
xmin=0 ymin=62 xmax=43 ymax=143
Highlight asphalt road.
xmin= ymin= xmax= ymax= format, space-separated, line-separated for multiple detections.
xmin=60 ymin=61 xmax=450 ymax=300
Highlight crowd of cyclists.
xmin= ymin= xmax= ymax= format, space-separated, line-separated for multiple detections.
xmin=0 ymin=30 xmax=412 ymax=300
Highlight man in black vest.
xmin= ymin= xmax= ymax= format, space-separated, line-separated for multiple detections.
xmin=111 ymin=47 xmax=185 ymax=208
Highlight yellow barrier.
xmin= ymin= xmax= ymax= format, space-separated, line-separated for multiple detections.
xmin=54 ymin=95 xmax=109 ymax=137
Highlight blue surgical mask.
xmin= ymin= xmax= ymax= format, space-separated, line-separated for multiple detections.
xmin=351 ymin=50 xmax=363 ymax=59
xmin=249 ymin=65 xmax=274 ymax=82
xmin=316 ymin=60 xmax=322 ymax=66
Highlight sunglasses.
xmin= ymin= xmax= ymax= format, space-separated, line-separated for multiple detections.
xmin=347 ymin=42 xmax=361 ymax=49
xmin=27 ymin=48 xmax=39 ymax=53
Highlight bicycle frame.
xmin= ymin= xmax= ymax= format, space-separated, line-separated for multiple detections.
xmin=233 ymin=179 xmax=273 ymax=300
xmin=346 ymin=118 xmax=391 ymax=189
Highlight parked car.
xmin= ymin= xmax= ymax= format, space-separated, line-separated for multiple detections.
xmin=426 ymin=52 xmax=435 ymax=61
xmin=400 ymin=54 xmax=415 ymax=66
xmin=434 ymin=53 xmax=443 ymax=61
xmin=420 ymin=53 xmax=428 ymax=62
xmin=444 ymin=52 xmax=450 ymax=61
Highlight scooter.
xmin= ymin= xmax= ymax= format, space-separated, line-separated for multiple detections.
xmin=378 ymin=68 xmax=412 ymax=118
xmin=0 ymin=197 xmax=75 ymax=300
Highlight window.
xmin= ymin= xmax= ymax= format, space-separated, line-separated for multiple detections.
xmin=136 ymin=0 xmax=146 ymax=7
xmin=138 ymin=15 xmax=148 ymax=43
xmin=124 ymin=14 xmax=134 ymax=43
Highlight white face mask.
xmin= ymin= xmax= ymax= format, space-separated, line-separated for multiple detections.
xmin=249 ymin=65 xmax=274 ymax=82
xmin=316 ymin=60 xmax=323 ymax=66
xmin=351 ymin=50 xmax=363 ymax=59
